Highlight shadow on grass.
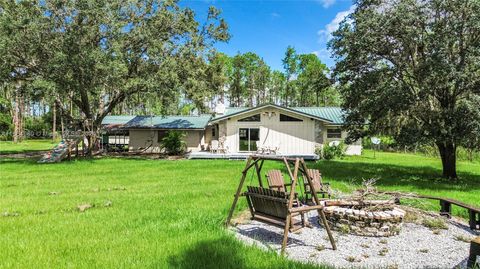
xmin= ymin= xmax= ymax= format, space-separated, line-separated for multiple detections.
xmin=167 ymin=237 xmax=247 ymax=269
xmin=306 ymin=160 xmax=480 ymax=191
xmin=166 ymin=236 xmax=325 ymax=269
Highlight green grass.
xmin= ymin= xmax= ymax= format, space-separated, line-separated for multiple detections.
xmin=0 ymin=150 xmax=479 ymax=268
xmin=0 ymin=139 xmax=58 ymax=154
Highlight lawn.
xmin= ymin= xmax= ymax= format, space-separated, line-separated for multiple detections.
xmin=0 ymin=150 xmax=479 ymax=268
xmin=0 ymin=139 xmax=58 ymax=154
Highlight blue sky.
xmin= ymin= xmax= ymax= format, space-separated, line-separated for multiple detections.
xmin=183 ymin=0 xmax=355 ymax=71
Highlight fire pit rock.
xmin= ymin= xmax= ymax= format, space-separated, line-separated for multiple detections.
xmin=323 ymin=200 xmax=406 ymax=237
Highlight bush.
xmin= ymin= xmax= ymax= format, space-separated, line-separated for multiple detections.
xmin=159 ymin=131 xmax=187 ymax=155
xmin=317 ymin=142 xmax=345 ymax=160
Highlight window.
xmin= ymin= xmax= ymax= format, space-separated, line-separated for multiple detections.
xmin=239 ymin=128 xmax=260 ymax=151
xmin=238 ymin=114 xmax=260 ymax=122
xmin=212 ymin=127 xmax=216 ymax=137
xmin=327 ymin=128 xmax=342 ymax=139
xmin=280 ymin=114 xmax=303 ymax=122
xmin=157 ymin=130 xmax=167 ymax=143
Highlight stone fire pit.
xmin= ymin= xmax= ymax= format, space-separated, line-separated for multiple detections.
xmin=323 ymin=200 xmax=406 ymax=237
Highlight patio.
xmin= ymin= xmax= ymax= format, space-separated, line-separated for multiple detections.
xmin=187 ymin=151 xmax=318 ymax=160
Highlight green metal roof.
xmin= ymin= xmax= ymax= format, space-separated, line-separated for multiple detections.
xmin=123 ymin=115 xmax=211 ymax=129
xmin=211 ymin=104 xmax=345 ymax=124
xmin=291 ymin=107 xmax=345 ymax=125
xmin=101 ymin=115 xmax=136 ymax=125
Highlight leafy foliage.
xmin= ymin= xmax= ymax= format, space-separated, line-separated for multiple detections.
xmin=160 ymin=131 xmax=187 ymax=155
xmin=317 ymin=142 xmax=346 ymax=160
xmin=330 ymin=0 xmax=480 ymax=179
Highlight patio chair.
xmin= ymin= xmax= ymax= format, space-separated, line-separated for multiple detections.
xmin=266 ymin=170 xmax=301 ymax=205
xmin=210 ymin=140 xmax=219 ymax=153
xmin=303 ymin=169 xmax=331 ymax=202
xmin=255 ymin=141 xmax=267 ymax=154
xmin=266 ymin=170 xmax=291 ymax=192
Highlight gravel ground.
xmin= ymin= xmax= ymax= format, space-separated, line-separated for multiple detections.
xmin=233 ymin=211 xmax=479 ymax=269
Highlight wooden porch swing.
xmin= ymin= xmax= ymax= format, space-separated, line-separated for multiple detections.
xmin=225 ymin=155 xmax=337 ymax=254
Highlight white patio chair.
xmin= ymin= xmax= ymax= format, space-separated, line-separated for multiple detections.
xmin=210 ymin=140 xmax=219 ymax=153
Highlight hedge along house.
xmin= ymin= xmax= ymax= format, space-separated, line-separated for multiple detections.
xmin=101 ymin=115 xmax=212 ymax=153
xmin=201 ymin=104 xmax=362 ymax=159
xmin=101 ymin=104 xmax=361 ymax=158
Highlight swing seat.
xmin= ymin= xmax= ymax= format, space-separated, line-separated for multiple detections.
xmin=244 ymin=186 xmax=307 ymax=232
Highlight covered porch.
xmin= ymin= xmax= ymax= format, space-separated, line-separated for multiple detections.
xmin=187 ymin=151 xmax=318 ymax=160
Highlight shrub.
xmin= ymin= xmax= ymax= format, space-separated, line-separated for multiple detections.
xmin=159 ymin=131 xmax=187 ymax=155
xmin=319 ymin=142 xmax=346 ymax=160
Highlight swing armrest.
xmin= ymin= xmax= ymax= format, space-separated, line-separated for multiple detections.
xmin=289 ymin=205 xmax=324 ymax=213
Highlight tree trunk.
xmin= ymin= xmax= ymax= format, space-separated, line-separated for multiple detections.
xmin=52 ymin=102 xmax=57 ymax=141
xmin=13 ymin=93 xmax=19 ymax=143
xmin=437 ymin=142 xmax=457 ymax=179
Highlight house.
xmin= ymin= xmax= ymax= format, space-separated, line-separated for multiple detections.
xmin=101 ymin=104 xmax=362 ymax=159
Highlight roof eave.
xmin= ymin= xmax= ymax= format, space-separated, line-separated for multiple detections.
xmin=209 ymin=104 xmax=334 ymax=123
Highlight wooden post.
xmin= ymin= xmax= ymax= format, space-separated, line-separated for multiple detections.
xmin=225 ymin=157 xmax=253 ymax=227
xmin=467 ymin=237 xmax=480 ymax=268
xmin=301 ymin=159 xmax=337 ymax=250
xmin=254 ymin=160 xmax=264 ymax=187
xmin=469 ymin=210 xmax=479 ymax=230
xmin=281 ymin=158 xmax=300 ymax=254
xmin=440 ymin=200 xmax=452 ymax=218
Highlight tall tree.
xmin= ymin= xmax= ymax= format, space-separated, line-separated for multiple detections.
xmin=243 ymin=52 xmax=262 ymax=107
xmin=230 ymin=53 xmax=246 ymax=107
xmin=282 ymin=46 xmax=298 ymax=106
xmin=1 ymin=1 xmax=229 ymax=151
xmin=297 ymin=54 xmax=331 ymax=106
xmin=206 ymin=52 xmax=232 ymax=104
xmin=254 ymin=60 xmax=271 ymax=105
xmin=330 ymin=0 xmax=480 ymax=179
xmin=268 ymin=71 xmax=286 ymax=104
xmin=0 ymin=1 xmax=48 ymax=142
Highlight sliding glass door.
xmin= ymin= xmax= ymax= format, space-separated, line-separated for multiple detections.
xmin=239 ymin=128 xmax=260 ymax=152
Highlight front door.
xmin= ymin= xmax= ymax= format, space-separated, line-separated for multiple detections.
xmin=239 ymin=128 xmax=260 ymax=152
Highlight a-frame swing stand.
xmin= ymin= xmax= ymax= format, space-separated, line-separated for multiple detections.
xmin=225 ymin=155 xmax=337 ymax=254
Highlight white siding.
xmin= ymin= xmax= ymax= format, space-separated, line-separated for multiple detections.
xmin=223 ymin=108 xmax=317 ymax=155
xmin=128 ymin=129 xmax=204 ymax=153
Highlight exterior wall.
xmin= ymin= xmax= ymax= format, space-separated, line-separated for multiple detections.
xmin=321 ymin=125 xmax=362 ymax=156
xmin=128 ymin=129 xmax=204 ymax=153
xmin=217 ymin=109 xmax=363 ymax=156
xmin=222 ymin=108 xmax=317 ymax=155
xmin=203 ymin=125 xmax=219 ymax=150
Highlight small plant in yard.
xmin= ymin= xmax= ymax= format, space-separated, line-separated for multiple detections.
xmin=338 ymin=224 xmax=350 ymax=234
xmin=422 ymin=217 xmax=448 ymax=230
xmin=432 ymin=229 xmax=441 ymax=235
xmin=362 ymin=253 xmax=370 ymax=259
xmin=379 ymin=247 xmax=389 ymax=256
xmin=315 ymin=245 xmax=326 ymax=251
xmin=379 ymin=239 xmax=388 ymax=244
xmin=454 ymin=234 xmax=472 ymax=243
xmin=345 ymin=256 xmax=359 ymax=263
xmin=360 ymin=243 xmax=370 ymax=248
xmin=317 ymin=142 xmax=346 ymax=160
xmin=159 ymin=130 xmax=187 ymax=155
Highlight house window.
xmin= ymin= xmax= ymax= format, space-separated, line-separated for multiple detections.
xmin=212 ymin=127 xmax=216 ymax=137
xmin=239 ymin=128 xmax=259 ymax=152
xmin=238 ymin=114 xmax=260 ymax=122
xmin=327 ymin=128 xmax=342 ymax=139
xmin=280 ymin=114 xmax=303 ymax=122
xmin=157 ymin=130 xmax=167 ymax=143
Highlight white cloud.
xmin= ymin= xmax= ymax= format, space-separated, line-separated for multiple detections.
xmin=271 ymin=12 xmax=280 ymax=18
xmin=318 ymin=5 xmax=355 ymax=41
xmin=318 ymin=0 xmax=336 ymax=8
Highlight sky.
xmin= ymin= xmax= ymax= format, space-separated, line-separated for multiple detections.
xmin=182 ymin=0 xmax=355 ymax=71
